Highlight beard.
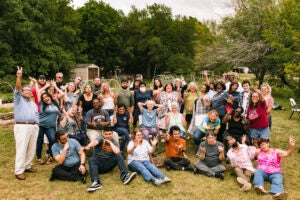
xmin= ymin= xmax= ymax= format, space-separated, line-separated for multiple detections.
xmin=121 ymin=86 xmax=128 ymax=90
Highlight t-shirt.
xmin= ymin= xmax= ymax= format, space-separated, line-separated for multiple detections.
xmin=85 ymin=109 xmax=110 ymax=129
xmin=78 ymin=94 xmax=98 ymax=112
xmin=165 ymin=136 xmax=186 ymax=158
xmin=127 ymin=140 xmax=151 ymax=164
xmin=141 ymin=109 xmax=157 ymax=128
xmin=116 ymin=89 xmax=134 ymax=109
xmin=51 ymin=138 xmax=81 ymax=167
xmin=226 ymin=144 xmax=255 ymax=172
xmin=197 ymin=140 xmax=223 ymax=168
xmin=247 ymin=101 xmax=269 ymax=129
xmin=115 ymin=112 xmax=130 ymax=129
xmin=39 ymin=102 xmax=59 ymax=128
xmin=93 ymin=137 xmax=120 ymax=159
xmin=200 ymin=117 xmax=220 ymax=133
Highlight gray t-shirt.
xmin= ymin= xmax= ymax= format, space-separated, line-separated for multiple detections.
xmin=93 ymin=137 xmax=120 ymax=159
xmin=197 ymin=141 xmax=224 ymax=168
xmin=52 ymin=138 xmax=81 ymax=167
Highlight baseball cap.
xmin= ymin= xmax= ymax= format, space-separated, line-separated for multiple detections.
xmin=38 ymin=75 xmax=46 ymax=79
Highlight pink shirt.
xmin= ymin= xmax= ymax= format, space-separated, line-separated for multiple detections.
xmin=257 ymin=148 xmax=282 ymax=174
xmin=227 ymin=144 xmax=255 ymax=172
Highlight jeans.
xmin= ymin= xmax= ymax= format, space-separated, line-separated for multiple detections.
xmin=193 ymin=128 xmax=205 ymax=146
xmin=129 ymin=160 xmax=164 ymax=182
xmin=81 ymin=111 xmax=87 ymax=135
xmin=36 ymin=126 xmax=56 ymax=159
xmin=88 ymin=153 xmax=128 ymax=183
xmin=253 ymin=169 xmax=284 ymax=194
xmin=114 ymin=127 xmax=130 ymax=151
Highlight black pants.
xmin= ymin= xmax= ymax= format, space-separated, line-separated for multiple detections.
xmin=164 ymin=157 xmax=190 ymax=170
xmin=51 ymin=163 xmax=85 ymax=181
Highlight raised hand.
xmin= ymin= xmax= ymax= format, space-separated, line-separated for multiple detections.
xmin=16 ymin=66 xmax=22 ymax=77
xmin=151 ymin=136 xmax=158 ymax=146
xmin=289 ymin=136 xmax=296 ymax=147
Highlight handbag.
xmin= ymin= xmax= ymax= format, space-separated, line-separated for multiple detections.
xmin=248 ymin=110 xmax=259 ymax=120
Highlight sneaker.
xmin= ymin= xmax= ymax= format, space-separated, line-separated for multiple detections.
xmin=123 ymin=172 xmax=137 ymax=185
xmin=153 ymin=178 xmax=164 ymax=186
xmin=87 ymin=181 xmax=102 ymax=192
xmin=254 ymin=186 xmax=268 ymax=194
xmin=193 ymin=168 xmax=200 ymax=174
xmin=165 ymin=165 xmax=171 ymax=171
xmin=183 ymin=166 xmax=194 ymax=172
xmin=272 ymin=192 xmax=288 ymax=200
xmin=80 ymin=176 xmax=87 ymax=184
xmin=215 ymin=172 xmax=224 ymax=180
xmin=162 ymin=176 xmax=171 ymax=183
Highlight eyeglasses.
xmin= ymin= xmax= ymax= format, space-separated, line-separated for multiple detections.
xmin=57 ymin=76 xmax=63 ymax=79
xmin=252 ymin=96 xmax=259 ymax=98
xmin=22 ymin=89 xmax=32 ymax=92
xmin=136 ymin=134 xmax=143 ymax=136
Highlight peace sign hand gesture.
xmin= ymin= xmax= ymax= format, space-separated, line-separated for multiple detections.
xmin=16 ymin=66 xmax=23 ymax=77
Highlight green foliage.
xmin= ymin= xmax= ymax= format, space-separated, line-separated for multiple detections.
xmin=272 ymin=87 xmax=295 ymax=99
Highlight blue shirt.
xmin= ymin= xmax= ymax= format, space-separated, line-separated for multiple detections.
xmin=141 ymin=109 xmax=157 ymax=128
xmin=39 ymin=102 xmax=59 ymax=128
xmin=14 ymin=89 xmax=39 ymax=123
xmin=51 ymin=138 xmax=82 ymax=167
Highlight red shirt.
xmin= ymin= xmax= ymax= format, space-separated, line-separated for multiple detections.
xmin=247 ymin=100 xmax=269 ymax=129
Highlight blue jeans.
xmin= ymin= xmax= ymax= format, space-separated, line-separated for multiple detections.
xmin=193 ymin=128 xmax=205 ymax=146
xmin=253 ymin=169 xmax=284 ymax=194
xmin=129 ymin=160 xmax=164 ymax=182
xmin=88 ymin=153 xmax=128 ymax=183
xmin=250 ymin=126 xmax=270 ymax=140
xmin=81 ymin=111 xmax=87 ymax=135
xmin=36 ymin=126 xmax=56 ymax=159
xmin=114 ymin=127 xmax=130 ymax=151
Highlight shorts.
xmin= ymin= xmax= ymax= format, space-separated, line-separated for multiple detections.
xmin=250 ymin=126 xmax=270 ymax=139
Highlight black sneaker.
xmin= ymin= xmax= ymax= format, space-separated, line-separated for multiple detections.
xmin=165 ymin=165 xmax=171 ymax=171
xmin=193 ymin=168 xmax=199 ymax=174
xmin=215 ymin=172 xmax=224 ymax=180
xmin=183 ymin=166 xmax=194 ymax=172
xmin=87 ymin=181 xmax=102 ymax=192
xmin=123 ymin=172 xmax=137 ymax=185
xmin=81 ymin=176 xmax=87 ymax=184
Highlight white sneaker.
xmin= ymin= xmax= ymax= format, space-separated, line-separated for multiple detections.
xmin=87 ymin=181 xmax=102 ymax=192
xmin=153 ymin=178 xmax=164 ymax=186
xmin=162 ymin=176 xmax=171 ymax=183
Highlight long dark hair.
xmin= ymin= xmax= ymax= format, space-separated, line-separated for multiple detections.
xmin=41 ymin=92 xmax=60 ymax=112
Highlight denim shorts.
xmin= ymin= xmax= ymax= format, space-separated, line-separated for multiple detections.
xmin=250 ymin=126 xmax=270 ymax=139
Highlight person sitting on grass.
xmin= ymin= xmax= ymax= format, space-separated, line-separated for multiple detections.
xmin=193 ymin=109 xmax=220 ymax=147
xmin=194 ymin=132 xmax=226 ymax=180
xmin=50 ymin=130 xmax=87 ymax=183
xmin=163 ymin=125 xmax=194 ymax=171
xmin=253 ymin=137 xmax=295 ymax=200
xmin=84 ymin=127 xmax=137 ymax=192
xmin=127 ymin=128 xmax=171 ymax=186
xmin=226 ymin=135 xmax=256 ymax=192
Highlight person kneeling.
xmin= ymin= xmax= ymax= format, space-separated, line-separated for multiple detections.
xmin=50 ymin=130 xmax=87 ymax=183
xmin=84 ymin=127 xmax=137 ymax=192
xmin=194 ymin=132 xmax=226 ymax=180
xmin=127 ymin=128 xmax=171 ymax=186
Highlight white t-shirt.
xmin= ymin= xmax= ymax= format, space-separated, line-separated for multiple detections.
xmin=127 ymin=140 xmax=151 ymax=164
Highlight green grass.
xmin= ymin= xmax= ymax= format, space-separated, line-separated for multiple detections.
xmin=0 ymin=96 xmax=300 ymax=199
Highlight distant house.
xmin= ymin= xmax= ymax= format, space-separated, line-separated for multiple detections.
xmin=70 ymin=64 xmax=100 ymax=81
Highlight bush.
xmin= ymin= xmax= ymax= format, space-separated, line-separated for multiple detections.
xmin=272 ymin=87 xmax=294 ymax=99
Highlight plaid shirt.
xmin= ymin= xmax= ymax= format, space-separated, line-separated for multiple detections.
xmin=188 ymin=96 xmax=210 ymax=133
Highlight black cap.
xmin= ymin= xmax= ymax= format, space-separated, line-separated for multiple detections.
xmin=38 ymin=75 xmax=46 ymax=79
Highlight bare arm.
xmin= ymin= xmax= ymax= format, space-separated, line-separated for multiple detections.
xmin=15 ymin=66 xmax=22 ymax=90
xmin=277 ymin=136 xmax=295 ymax=158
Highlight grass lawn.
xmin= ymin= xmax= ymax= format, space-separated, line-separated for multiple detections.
xmin=0 ymin=97 xmax=299 ymax=200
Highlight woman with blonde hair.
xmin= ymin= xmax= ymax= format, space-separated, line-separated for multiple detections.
xmin=193 ymin=109 xmax=221 ymax=146
xmin=260 ymin=83 xmax=274 ymax=129
xmin=99 ymin=82 xmax=115 ymax=116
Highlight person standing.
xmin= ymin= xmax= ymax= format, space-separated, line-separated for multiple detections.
xmin=14 ymin=66 xmax=39 ymax=180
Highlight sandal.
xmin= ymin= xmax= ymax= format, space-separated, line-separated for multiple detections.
xmin=46 ymin=157 xmax=53 ymax=165
xmin=37 ymin=159 xmax=45 ymax=165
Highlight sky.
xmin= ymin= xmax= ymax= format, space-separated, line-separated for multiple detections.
xmin=71 ymin=0 xmax=235 ymax=21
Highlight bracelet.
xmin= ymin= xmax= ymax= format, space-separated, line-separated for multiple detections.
xmin=81 ymin=163 xmax=85 ymax=166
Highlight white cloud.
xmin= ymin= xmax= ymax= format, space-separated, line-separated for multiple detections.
xmin=71 ymin=0 xmax=235 ymax=21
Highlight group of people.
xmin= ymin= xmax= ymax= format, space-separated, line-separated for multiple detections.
xmin=13 ymin=67 xmax=295 ymax=199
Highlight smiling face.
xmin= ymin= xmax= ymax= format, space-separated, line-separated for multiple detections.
xmin=84 ymin=85 xmax=92 ymax=93
xmin=21 ymin=86 xmax=33 ymax=98
xmin=206 ymin=134 xmax=216 ymax=145
xmin=251 ymin=92 xmax=259 ymax=103
xmin=42 ymin=93 xmax=52 ymax=104
xmin=102 ymin=131 xmax=113 ymax=140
